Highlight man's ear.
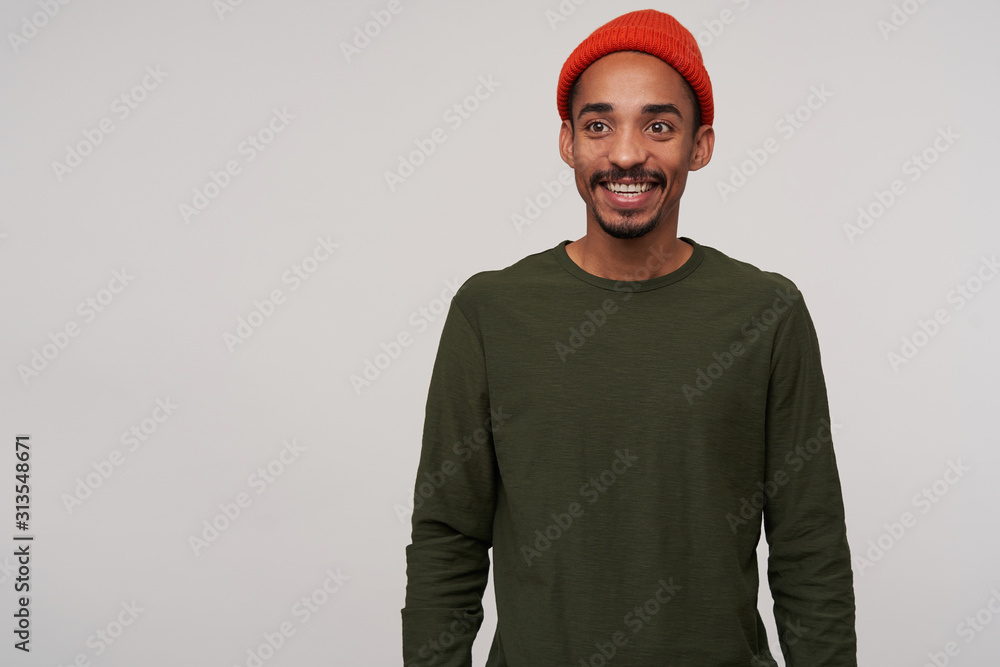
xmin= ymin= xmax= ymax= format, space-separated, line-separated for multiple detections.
xmin=558 ymin=119 xmax=575 ymax=169
xmin=688 ymin=124 xmax=715 ymax=172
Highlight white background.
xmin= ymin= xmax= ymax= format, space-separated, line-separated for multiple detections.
xmin=1 ymin=0 xmax=998 ymax=665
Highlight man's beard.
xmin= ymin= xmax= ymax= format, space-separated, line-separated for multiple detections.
xmin=594 ymin=207 xmax=660 ymax=239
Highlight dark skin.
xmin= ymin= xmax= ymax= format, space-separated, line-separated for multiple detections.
xmin=558 ymin=51 xmax=715 ymax=282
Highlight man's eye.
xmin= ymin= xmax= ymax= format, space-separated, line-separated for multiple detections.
xmin=586 ymin=121 xmax=608 ymax=132
xmin=648 ymin=122 xmax=671 ymax=134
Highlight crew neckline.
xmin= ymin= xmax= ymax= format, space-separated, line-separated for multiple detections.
xmin=553 ymin=237 xmax=704 ymax=292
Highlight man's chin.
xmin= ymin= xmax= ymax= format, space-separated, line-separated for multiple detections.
xmin=595 ymin=214 xmax=660 ymax=240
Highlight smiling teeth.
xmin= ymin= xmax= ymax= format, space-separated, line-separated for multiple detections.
xmin=605 ymin=182 xmax=653 ymax=194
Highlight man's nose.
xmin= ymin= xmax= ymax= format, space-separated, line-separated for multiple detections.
xmin=607 ymin=126 xmax=649 ymax=170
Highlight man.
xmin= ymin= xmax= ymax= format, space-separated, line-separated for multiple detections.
xmin=402 ymin=9 xmax=856 ymax=666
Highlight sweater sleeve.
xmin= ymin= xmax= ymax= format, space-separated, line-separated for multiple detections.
xmin=401 ymin=297 xmax=497 ymax=667
xmin=762 ymin=292 xmax=857 ymax=665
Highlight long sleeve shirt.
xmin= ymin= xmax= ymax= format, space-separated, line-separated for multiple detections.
xmin=402 ymin=237 xmax=857 ymax=666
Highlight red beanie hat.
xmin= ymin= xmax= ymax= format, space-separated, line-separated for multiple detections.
xmin=557 ymin=9 xmax=714 ymax=127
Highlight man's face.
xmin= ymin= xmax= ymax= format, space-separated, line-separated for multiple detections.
xmin=559 ymin=51 xmax=714 ymax=240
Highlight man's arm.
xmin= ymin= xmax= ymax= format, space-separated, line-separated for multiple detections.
xmin=763 ymin=290 xmax=857 ymax=665
xmin=402 ymin=296 xmax=497 ymax=667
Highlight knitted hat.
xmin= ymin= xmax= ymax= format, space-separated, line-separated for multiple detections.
xmin=557 ymin=9 xmax=713 ymax=127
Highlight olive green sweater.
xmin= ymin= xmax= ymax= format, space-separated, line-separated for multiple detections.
xmin=402 ymin=238 xmax=856 ymax=666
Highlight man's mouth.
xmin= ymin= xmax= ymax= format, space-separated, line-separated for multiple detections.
xmin=600 ymin=180 xmax=657 ymax=196
xmin=598 ymin=179 xmax=659 ymax=207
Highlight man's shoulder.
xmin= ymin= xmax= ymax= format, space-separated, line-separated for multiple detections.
xmin=697 ymin=240 xmax=802 ymax=300
xmin=454 ymin=242 xmax=564 ymax=304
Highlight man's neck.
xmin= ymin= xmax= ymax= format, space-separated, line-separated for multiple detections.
xmin=565 ymin=231 xmax=693 ymax=282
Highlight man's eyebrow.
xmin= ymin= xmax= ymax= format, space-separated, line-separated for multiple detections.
xmin=576 ymin=102 xmax=684 ymax=120
xmin=577 ymin=102 xmax=613 ymax=120
xmin=642 ymin=103 xmax=683 ymax=119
